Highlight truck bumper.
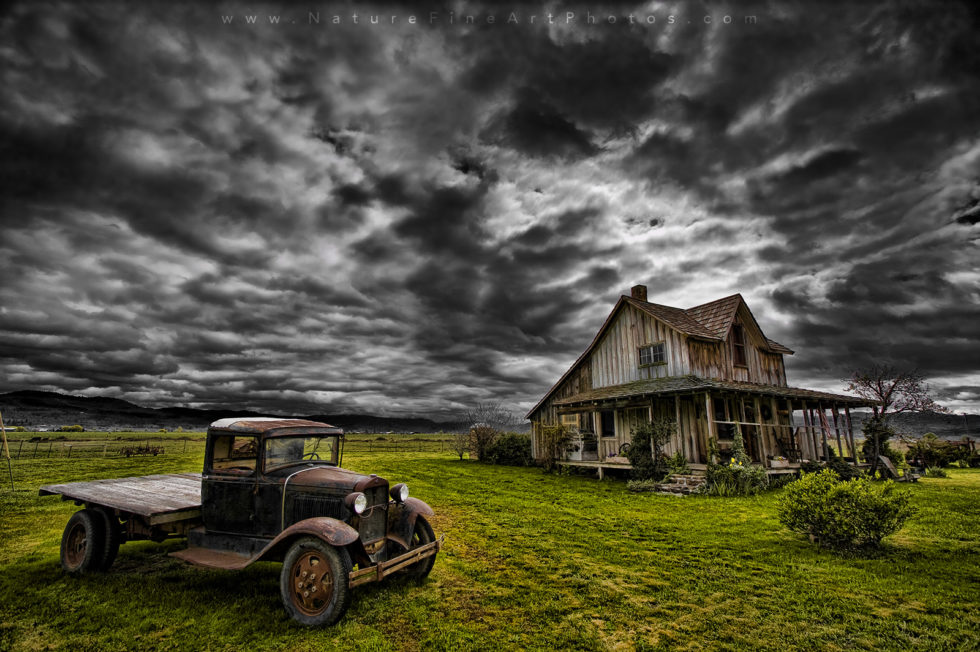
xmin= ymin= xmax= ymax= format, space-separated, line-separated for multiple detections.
xmin=348 ymin=535 xmax=443 ymax=588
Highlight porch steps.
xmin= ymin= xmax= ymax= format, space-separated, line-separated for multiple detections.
xmin=653 ymin=473 xmax=706 ymax=496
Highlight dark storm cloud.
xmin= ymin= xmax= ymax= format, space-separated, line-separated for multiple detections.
xmin=1 ymin=1 xmax=978 ymax=417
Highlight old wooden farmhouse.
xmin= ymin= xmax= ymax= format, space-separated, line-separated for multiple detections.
xmin=526 ymin=285 xmax=872 ymax=475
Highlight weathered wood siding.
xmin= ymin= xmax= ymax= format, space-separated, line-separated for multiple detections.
xmin=528 ymin=359 xmax=593 ymax=458
xmin=590 ymin=304 xmax=689 ymax=388
xmin=688 ymin=304 xmax=787 ymax=386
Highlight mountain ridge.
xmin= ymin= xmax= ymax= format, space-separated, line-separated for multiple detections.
xmin=0 ymin=390 xmax=468 ymax=433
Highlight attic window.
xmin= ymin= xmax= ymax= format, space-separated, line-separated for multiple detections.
xmin=732 ymin=324 xmax=747 ymax=367
xmin=639 ymin=342 xmax=666 ymax=366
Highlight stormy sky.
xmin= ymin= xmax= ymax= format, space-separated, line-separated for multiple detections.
xmin=1 ymin=1 xmax=978 ymax=419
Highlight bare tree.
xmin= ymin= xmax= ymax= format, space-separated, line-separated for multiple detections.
xmin=463 ymin=402 xmax=516 ymax=461
xmin=845 ymin=364 xmax=948 ymax=474
xmin=451 ymin=431 xmax=469 ymax=461
xmin=464 ymin=402 xmax=516 ymax=431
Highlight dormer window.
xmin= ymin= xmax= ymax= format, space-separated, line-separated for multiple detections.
xmin=639 ymin=342 xmax=666 ymax=366
xmin=732 ymin=324 xmax=747 ymax=367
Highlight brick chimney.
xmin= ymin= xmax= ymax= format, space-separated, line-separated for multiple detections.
xmin=630 ymin=284 xmax=647 ymax=302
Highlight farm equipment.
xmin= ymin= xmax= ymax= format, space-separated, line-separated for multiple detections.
xmin=40 ymin=418 xmax=441 ymax=626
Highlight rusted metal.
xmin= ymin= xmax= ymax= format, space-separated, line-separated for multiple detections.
xmin=348 ymin=536 xmax=443 ymax=588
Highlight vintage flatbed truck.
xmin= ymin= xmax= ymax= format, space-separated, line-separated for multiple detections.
xmin=39 ymin=418 xmax=441 ymax=626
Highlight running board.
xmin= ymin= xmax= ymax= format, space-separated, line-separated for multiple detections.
xmin=348 ymin=536 xmax=444 ymax=588
xmin=170 ymin=546 xmax=253 ymax=570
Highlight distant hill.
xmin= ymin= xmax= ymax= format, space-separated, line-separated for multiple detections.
xmin=847 ymin=409 xmax=978 ymax=441
xmin=0 ymin=390 xmax=469 ymax=433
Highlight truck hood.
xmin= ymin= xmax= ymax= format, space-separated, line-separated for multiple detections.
xmin=280 ymin=465 xmax=388 ymax=493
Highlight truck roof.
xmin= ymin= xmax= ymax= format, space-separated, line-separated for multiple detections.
xmin=208 ymin=417 xmax=344 ymax=437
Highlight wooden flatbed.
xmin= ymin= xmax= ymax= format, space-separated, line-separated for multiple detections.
xmin=39 ymin=473 xmax=202 ymax=525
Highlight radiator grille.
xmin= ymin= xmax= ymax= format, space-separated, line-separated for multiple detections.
xmin=290 ymin=494 xmax=346 ymax=523
xmin=357 ymin=485 xmax=388 ymax=543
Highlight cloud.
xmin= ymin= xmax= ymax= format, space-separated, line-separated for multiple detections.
xmin=0 ymin=1 xmax=978 ymax=418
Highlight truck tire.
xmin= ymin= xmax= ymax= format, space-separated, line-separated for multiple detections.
xmin=280 ymin=537 xmax=353 ymax=627
xmin=94 ymin=507 xmax=121 ymax=571
xmin=404 ymin=516 xmax=436 ymax=581
xmin=60 ymin=509 xmax=106 ymax=574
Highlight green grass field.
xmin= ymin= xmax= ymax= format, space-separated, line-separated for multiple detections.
xmin=1 ymin=439 xmax=978 ymax=651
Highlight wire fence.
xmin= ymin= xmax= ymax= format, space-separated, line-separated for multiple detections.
xmin=5 ymin=437 xmax=459 ymax=459
xmin=6 ymin=438 xmax=199 ymax=459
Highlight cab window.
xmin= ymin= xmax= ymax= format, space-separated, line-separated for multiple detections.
xmin=210 ymin=435 xmax=258 ymax=475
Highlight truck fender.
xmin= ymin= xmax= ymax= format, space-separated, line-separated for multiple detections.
xmin=256 ymin=517 xmax=359 ymax=562
xmin=386 ymin=498 xmax=434 ymax=550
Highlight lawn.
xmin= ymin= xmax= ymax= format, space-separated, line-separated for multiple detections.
xmin=1 ymin=442 xmax=978 ymax=651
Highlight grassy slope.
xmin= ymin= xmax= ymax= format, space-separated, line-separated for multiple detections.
xmin=1 ymin=447 xmax=978 ymax=651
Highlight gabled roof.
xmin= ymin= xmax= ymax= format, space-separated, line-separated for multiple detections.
xmin=525 ymin=292 xmax=795 ymax=419
xmin=626 ymin=298 xmax=719 ymax=339
xmin=684 ymin=294 xmax=743 ymax=338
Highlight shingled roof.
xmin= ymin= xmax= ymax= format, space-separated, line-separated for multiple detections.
xmin=551 ymin=375 xmax=871 ymax=407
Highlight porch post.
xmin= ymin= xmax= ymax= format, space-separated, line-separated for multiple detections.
xmin=786 ymin=399 xmax=796 ymax=460
xmin=704 ymin=392 xmax=716 ymax=463
xmin=801 ymin=401 xmax=811 ymax=460
xmin=754 ymin=396 xmax=768 ymax=466
xmin=674 ymin=394 xmax=685 ymax=461
xmin=844 ymin=406 xmax=857 ymax=462
xmin=831 ymin=406 xmax=844 ymax=458
xmin=818 ymin=404 xmax=830 ymax=462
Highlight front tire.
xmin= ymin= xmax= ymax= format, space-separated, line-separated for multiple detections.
xmin=404 ymin=516 xmax=436 ymax=581
xmin=280 ymin=537 xmax=353 ymax=627
xmin=60 ymin=509 xmax=106 ymax=574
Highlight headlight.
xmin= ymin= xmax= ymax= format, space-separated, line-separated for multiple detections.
xmin=390 ymin=483 xmax=409 ymax=503
xmin=345 ymin=492 xmax=368 ymax=514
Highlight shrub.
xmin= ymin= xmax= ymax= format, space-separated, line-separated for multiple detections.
xmin=667 ymin=450 xmax=690 ymax=475
xmin=924 ymin=466 xmax=948 ymax=478
xmin=483 ymin=432 xmax=533 ymax=466
xmin=57 ymin=425 xmax=84 ymax=433
xmin=469 ymin=424 xmax=499 ymax=461
xmin=701 ymin=426 xmax=768 ymax=496
xmin=827 ymin=447 xmax=863 ymax=480
xmin=626 ymin=418 xmax=675 ymax=481
xmin=539 ymin=424 xmax=572 ymax=471
xmin=778 ymin=469 xmax=915 ymax=549
xmin=702 ymin=462 xmax=769 ymax=496
xmin=860 ymin=419 xmax=902 ymax=468
xmin=626 ymin=479 xmax=662 ymax=493
xmin=907 ymin=433 xmax=960 ymax=468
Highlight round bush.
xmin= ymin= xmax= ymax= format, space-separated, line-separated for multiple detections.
xmin=778 ymin=469 xmax=915 ymax=549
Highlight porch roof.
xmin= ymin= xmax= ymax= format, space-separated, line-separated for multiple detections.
xmin=552 ymin=374 xmax=873 ymax=408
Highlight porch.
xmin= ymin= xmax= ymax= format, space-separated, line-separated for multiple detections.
xmin=534 ymin=376 xmax=871 ymax=471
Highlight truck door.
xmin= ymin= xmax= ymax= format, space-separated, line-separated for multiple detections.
xmin=202 ymin=434 xmax=259 ymax=534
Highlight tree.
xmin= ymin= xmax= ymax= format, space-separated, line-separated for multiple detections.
xmin=451 ymin=431 xmax=469 ymax=461
xmin=463 ymin=402 xmax=517 ymax=461
xmin=845 ymin=364 xmax=947 ymax=475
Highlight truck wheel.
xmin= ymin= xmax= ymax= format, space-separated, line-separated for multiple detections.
xmin=280 ymin=537 xmax=353 ymax=627
xmin=405 ymin=516 xmax=436 ymax=581
xmin=94 ymin=508 xmax=122 ymax=571
xmin=60 ymin=509 xmax=106 ymax=574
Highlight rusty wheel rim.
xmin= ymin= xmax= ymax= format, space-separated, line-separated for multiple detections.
xmin=64 ymin=522 xmax=87 ymax=568
xmin=291 ymin=550 xmax=334 ymax=616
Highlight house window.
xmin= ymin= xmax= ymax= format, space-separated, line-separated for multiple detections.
xmin=560 ymin=414 xmax=580 ymax=432
xmin=600 ymin=411 xmax=616 ymax=438
xmin=638 ymin=342 xmax=666 ymax=366
xmin=731 ymin=324 xmax=747 ymax=367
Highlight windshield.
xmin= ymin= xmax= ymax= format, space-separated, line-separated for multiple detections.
xmin=264 ymin=435 xmax=340 ymax=472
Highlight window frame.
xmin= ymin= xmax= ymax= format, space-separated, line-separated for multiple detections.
xmin=638 ymin=341 xmax=667 ymax=367
xmin=731 ymin=324 xmax=748 ymax=368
